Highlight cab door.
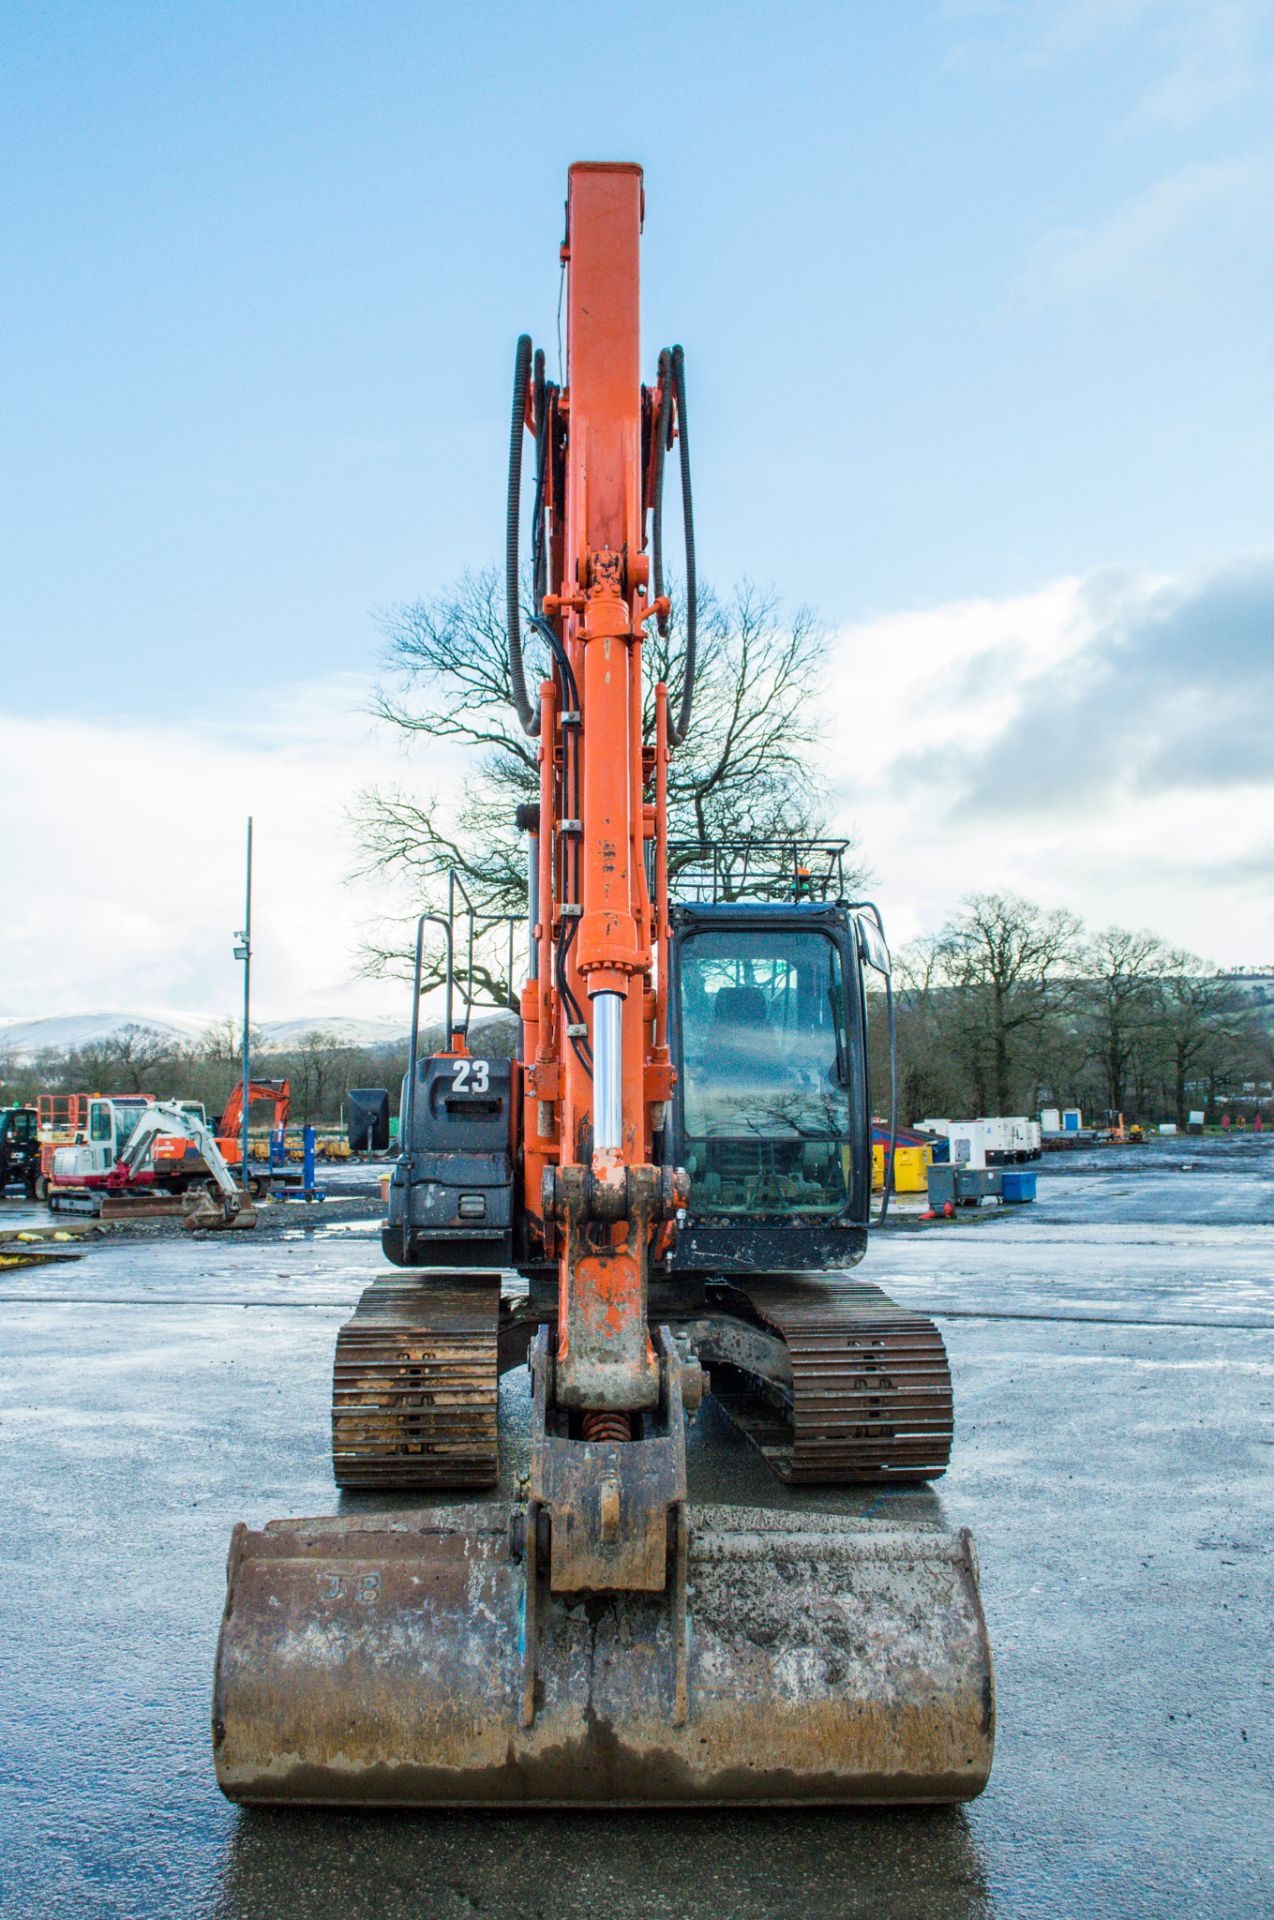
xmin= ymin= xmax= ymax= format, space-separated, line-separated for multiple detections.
xmin=88 ymin=1100 xmax=116 ymax=1176
xmin=666 ymin=902 xmax=872 ymax=1275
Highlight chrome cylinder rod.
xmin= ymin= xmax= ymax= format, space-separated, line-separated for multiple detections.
xmin=527 ymin=834 xmax=539 ymax=980
xmin=592 ymin=992 xmax=623 ymax=1153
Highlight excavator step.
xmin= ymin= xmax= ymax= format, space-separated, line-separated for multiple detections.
xmin=705 ymin=1277 xmax=954 ymax=1483
xmin=331 ymin=1274 xmax=500 ymax=1489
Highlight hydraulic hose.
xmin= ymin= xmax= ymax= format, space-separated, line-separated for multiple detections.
xmin=651 ymin=345 xmax=697 ymax=746
xmin=875 ymin=968 xmax=897 ymax=1229
xmin=506 ymin=333 xmax=539 ymax=737
xmin=531 ymin=348 xmax=549 ymax=610
xmin=527 ymin=612 xmax=590 ymax=1072
xmin=652 ymin=349 xmax=673 ymax=635
xmin=852 ymin=901 xmax=897 ymax=1230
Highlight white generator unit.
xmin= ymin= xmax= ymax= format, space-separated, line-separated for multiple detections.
xmin=977 ymin=1119 xmax=1015 ymax=1164
xmin=1003 ymin=1117 xmax=1040 ymax=1161
xmin=946 ymin=1122 xmax=989 ymax=1171
xmin=924 ymin=1117 xmax=1040 ymax=1166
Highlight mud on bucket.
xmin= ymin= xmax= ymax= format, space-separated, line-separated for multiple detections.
xmin=213 ymin=1504 xmax=994 ymax=1806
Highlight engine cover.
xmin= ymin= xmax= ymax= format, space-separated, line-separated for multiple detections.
xmin=384 ymin=1053 xmax=516 ymax=1268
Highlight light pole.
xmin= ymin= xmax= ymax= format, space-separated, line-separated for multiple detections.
xmin=232 ymin=818 xmax=253 ymax=1192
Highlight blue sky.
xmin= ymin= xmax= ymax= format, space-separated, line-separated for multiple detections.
xmin=2 ymin=0 xmax=1272 ymax=1014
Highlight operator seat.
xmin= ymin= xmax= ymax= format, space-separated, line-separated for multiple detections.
xmin=711 ymin=985 xmax=771 ymax=1077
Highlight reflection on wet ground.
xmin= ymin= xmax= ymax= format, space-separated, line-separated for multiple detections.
xmin=213 ymin=1802 xmax=995 ymax=1920
xmin=1 ymin=1138 xmax=1270 ymax=1917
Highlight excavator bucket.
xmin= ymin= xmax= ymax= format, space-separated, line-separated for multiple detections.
xmin=213 ymin=1504 xmax=993 ymax=1806
xmin=183 ymin=1190 xmax=258 ymax=1232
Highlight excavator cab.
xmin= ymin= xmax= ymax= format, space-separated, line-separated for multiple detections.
xmin=667 ymin=900 xmax=872 ymax=1275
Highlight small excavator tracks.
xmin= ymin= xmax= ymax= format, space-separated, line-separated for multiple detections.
xmin=706 ymin=1277 xmax=954 ymax=1484
xmin=331 ymin=1274 xmax=500 ymax=1489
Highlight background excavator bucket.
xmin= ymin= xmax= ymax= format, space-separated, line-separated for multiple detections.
xmin=183 ymin=1190 xmax=257 ymax=1232
xmin=213 ymin=1504 xmax=993 ymax=1806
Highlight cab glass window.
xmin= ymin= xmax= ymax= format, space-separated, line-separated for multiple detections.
xmin=113 ymin=1103 xmax=149 ymax=1154
xmin=678 ymin=927 xmax=851 ymax=1217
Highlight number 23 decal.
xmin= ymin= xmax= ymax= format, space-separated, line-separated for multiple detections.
xmin=451 ymin=1059 xmax=490 ymax=1093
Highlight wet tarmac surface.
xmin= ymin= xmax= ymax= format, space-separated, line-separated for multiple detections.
xmin=1 ymin=1137 xmax=1270 ymax=1917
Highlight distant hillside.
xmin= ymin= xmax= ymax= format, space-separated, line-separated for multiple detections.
xmin=254 ymin=1017 xmax=409 ymax=1050
xmin=1226 ymin=973 xmax=1274 ymax=1034
xmin=0 ymin=1010 xmax=408 ymax=1061
xmin=0 ymin=1012 xmax=205 ymax=1058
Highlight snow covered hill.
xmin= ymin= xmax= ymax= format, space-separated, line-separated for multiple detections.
xmin=0 ymin=1011 xmax=408 ymax=1060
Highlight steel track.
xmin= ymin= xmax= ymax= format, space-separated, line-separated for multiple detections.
xmin=705 ymin=1277 xmax=954 ymax=1483
xmin=331 ymin=1275 xmax=500 ymax=1489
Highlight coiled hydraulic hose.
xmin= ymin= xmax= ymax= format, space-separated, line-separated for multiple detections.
xmin=506 ymin=333 xmax=539 ymax=737
xmin=651 ymin=344 xmax=697 ymax=745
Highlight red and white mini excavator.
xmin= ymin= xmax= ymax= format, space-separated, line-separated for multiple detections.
xmin=212 ymin=163 xmax=994 ymax=1806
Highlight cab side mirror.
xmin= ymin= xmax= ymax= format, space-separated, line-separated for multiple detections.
xmin=856 ymin=913 xmax=891 ymax=977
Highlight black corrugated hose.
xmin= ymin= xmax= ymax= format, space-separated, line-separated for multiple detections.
xmin=506 ymin=333 xmax=539 ymax=737
xmin=652 ymin=349 xmax=673 ymax=634
xmin=510 ymin=333 xmax=590 ymax=1076
xmin=509 ymin=332 xmax=700 ymax=1065
xmin=651 ymin=344 xmax=697 ymax=746
xmin=531 ymin=347 xmax=549 ymax=610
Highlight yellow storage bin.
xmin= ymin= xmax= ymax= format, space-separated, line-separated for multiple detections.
xmin=871 ymin=1142 xmax=932 ymax=1193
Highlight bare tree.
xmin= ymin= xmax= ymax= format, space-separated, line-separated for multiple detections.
xmin=1084 ymin=926 xmax=1172 ymax=1117
xmin=892 ymin=938 xmax=967 ymax=1122
xmin=0 ymin=1052 xmax=24 ymax=1107
xmin=181 ymin=1019 xmax=265 ymax=1121
xmin=67 ymin=1023 xmax=180 ymax=1095
xmin=935 ymin=894 xmax=1084 ymax=1114
xmin=1153 ymin=955 xmax=1245 ymax=1126
xmin=352 ymin=569 xmax=863 ymax=995
xmin=287 ymin=1033 xmax=329 ymax=1126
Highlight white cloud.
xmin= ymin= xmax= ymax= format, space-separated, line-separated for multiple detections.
xmin=1019 ymin=153 xmax=1274 ymax=306
xmin=1129 ymin=0 xmax=1267 ymax=128
xmin=945 ymin=1 xmax=1273 ymax=129
xmin=821 ymin=552 xmax=1274 ymax=967
xmin=4 ymin=553 xmax=1272 ymax=1023
xmin=0 ymin=676 xmax=447 ymax=1024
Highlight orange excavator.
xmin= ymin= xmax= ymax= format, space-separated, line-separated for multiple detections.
xmin=212 ymin=164 xmax=994 ymax=1806
xmin=215 ymin=1078 xmax=289 ymax=1172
